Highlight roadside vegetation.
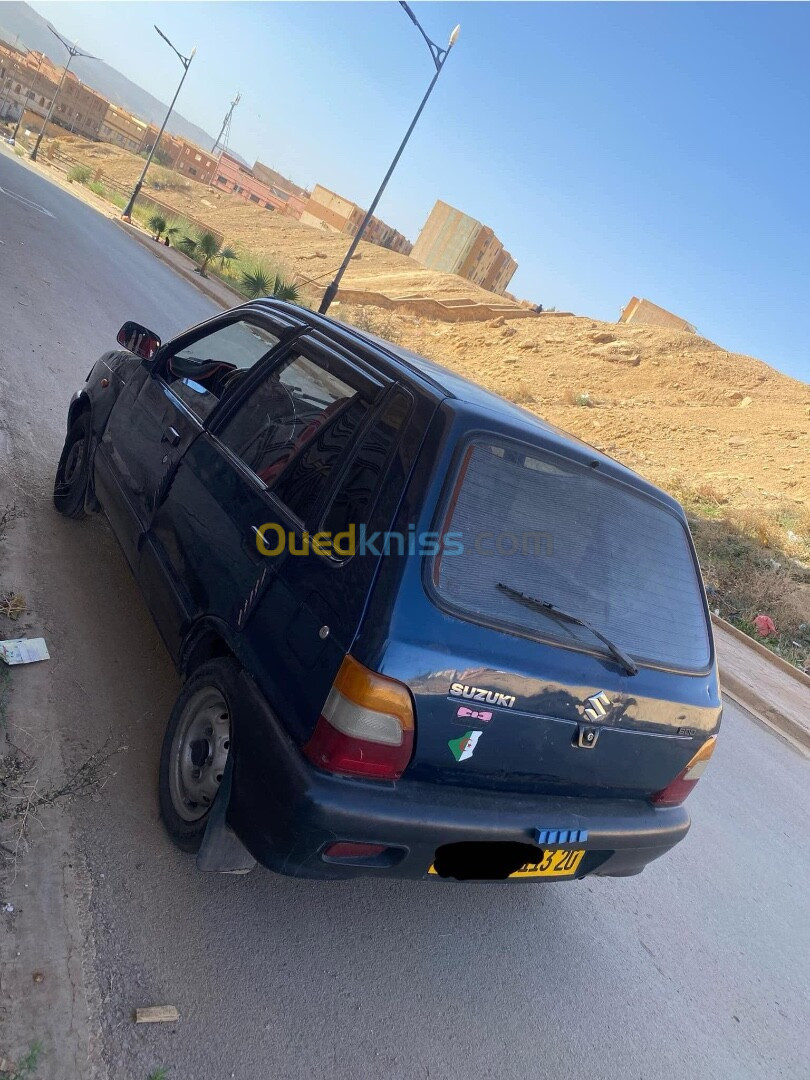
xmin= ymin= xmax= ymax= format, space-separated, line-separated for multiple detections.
xmin=66 ymin=164 xmax=91 ymax=184
xmin=177 ymin=229 xmax=238 ymax=277
xmin=26 ymin=136 xmax=311 ymax=305
xmin=240 ymin=263 xmax=301 ymax=302
xmin=0 ymin=1042 xmax=42 ymax=1080
xmin=146 ymin=213 xmax=179 ymax=244
xmin=147 ymin=166 xmax=191 ymax=193
xmin=675 ymin=484 xmax=810 ymax=670
xmin=335 ymin=304 xmax=403 ymax=344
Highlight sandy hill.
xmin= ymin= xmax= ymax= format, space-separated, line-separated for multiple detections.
xmin=61 ymin=138 xmax=510 ymax=303
xmin=61 ymin=138 xmax=809 ymax=543
xmin=369 ymin=311 xmax=808 ymax=523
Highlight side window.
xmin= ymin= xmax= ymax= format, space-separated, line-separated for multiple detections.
xmin=217 ymin=349 xmax=379 ymax=521
xmin=321 ymin=389 xmax=411 ymax=540
xmin=163 ymin=320 xmax=281 ymax=421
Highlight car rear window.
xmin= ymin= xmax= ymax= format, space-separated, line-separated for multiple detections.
xmin=432 ymin=439 xmax=711 ymax=672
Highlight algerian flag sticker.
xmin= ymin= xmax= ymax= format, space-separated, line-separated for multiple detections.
xmin=449 ymin=730 xmax=482 ymax=762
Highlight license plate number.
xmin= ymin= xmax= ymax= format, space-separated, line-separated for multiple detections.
xmin=509 ymin=849 xmax=585 ymax=878
xmin=427 ymin=848 xmax=585 ymax=880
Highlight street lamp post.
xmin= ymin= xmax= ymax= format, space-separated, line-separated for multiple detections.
xmin=30 ymin=26 xmax=97 ymax=161
xmin=318 ymin=2 xmax=460 ymax=315
xmin=121 ymin=26 xmax=195 ymax=221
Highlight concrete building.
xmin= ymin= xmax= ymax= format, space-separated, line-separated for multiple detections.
xmin=252 ymin=160 xmax=308 ymax=201
xmin=619 ymin=297 xmax=696 ymax=333
xmin=99 ymin=103 xmax=148 ymax=153
xmin=56 ymin=68 xmax=107 ymax=140
xmin=411 ymin=200 xmax=517 ymax=295
xmin=0 ymin=41 xmax=107 ymax=139
xmin=300 ymin=184 xmax=412 ymax=255
xmin=0 ymin=41 xmax=50 ymax=123
xmin=138 ymin=123 xmax=184 ymax=164
xmin=174 ymin=140 xmax=218 ymax=184
xmin=213 ymin=151 xmax=290 ymax=212
xmin=135 ymin=125 xmax=218 ymax=185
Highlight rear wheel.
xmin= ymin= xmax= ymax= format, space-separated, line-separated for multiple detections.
xmin=53 ymin=412 xmax=90 ymax=519
xmin=159 ymin=658 xmax=237 ymax=853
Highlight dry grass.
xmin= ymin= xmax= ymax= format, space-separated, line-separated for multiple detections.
xmin=0 ymin=593 xmax=25 ymax=621
xmin=147 ymin=166 xmax=192 ymax=193
xmin=0 ymin=739 xmax=127 ymax=870
xmin=687 ymin=502 xmax=810 ymax=669
xmin=335 ymin=305 xmax=404 ymax=345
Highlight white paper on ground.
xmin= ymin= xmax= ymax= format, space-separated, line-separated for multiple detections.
xmin=0 ymin=637 xmax=50 ymax=665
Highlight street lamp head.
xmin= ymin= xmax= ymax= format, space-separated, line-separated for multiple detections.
xmin=190 ymin=46 xmax=197 ymax=59
xmin=449 ymin=24 xmax=461 ymax=48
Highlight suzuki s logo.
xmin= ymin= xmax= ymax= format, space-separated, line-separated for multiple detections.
xmin=583 ymin=691 xmax=611 ymax=722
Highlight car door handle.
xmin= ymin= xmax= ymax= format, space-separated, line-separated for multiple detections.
xmin=161 ymin=426 xmax=181 ymax=447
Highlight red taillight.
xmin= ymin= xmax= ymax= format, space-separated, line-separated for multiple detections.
xmin=303 ymin=655 xmax=415 ymax=781
xmin=652 ymin=736 xmax=717 ymax=807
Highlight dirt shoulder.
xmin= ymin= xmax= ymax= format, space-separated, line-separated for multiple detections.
xmin=0 ymin=459 xmax=105 ymax=1079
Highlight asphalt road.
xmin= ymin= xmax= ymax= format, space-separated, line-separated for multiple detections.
xmin=1 ymin=149 xmax=808 ymax=1080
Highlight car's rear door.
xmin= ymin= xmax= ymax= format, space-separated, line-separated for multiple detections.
xmin=142 ymin=335 xmax=397 ymax=686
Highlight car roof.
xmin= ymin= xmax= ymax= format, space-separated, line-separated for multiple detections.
xmin=249 ymin=298 xmax=556 ymax=430
xmin=244 ymin=299 xmax=686 ymax=515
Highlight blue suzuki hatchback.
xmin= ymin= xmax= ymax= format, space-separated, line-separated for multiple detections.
xmin=54 ymin=300 xmax=721 ymax=882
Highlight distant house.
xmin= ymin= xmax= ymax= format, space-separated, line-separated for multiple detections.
xmin=299 ymin=184 xmax=412 ymax=255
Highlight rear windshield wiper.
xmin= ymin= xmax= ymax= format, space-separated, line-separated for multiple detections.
xmin=496 ymin=583 xmax=639 ymax=676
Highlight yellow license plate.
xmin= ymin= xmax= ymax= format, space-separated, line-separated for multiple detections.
xmin=508 ymin=849 xmax=585 ymax=878
xmin=428 ymin=849 xmax=585 ymax=880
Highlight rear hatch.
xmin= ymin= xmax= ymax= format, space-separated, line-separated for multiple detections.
xmin=370 ymin=432 xmax=721 ymax=798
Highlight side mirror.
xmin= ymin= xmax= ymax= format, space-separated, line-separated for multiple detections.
xmin=117 ymin=321 xmax=161 ymax=362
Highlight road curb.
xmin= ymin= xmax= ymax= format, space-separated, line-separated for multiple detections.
xmin=711 ymin=612 xmax=810 ymax=688
xmin=711 ymin=614 xmax=810 ymax=756
xmin=113 ymin=218 xmax=241 ymax=310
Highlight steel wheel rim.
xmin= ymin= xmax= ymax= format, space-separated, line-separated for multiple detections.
xmin=62 ymin=436 xmax=85 ymax=485
xmin=169 ymin=686 xmax=231 ymax=822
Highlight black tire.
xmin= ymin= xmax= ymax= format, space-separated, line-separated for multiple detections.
xmin=53 ymin=411 xmax=90 ymax=519
xmin=159 ymin=658 xmax=238 ymax=853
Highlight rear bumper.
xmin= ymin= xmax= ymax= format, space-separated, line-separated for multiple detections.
xmin=228 ymin=673 xmax=691 ymax=881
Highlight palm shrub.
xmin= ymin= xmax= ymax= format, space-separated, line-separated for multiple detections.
xmin=147 ymin=212 xmax=167 ymax=240
xmin=179 ymin=230 xmax=238 ymax=277
xmin=240 ymin=264 xmax=274 ymax=298
xmin=240 ymin=263 xmax=300 ymax=302
xmin=164 ymin=218 xmax=189 ymax=247
xmin=270 ymin=274 xmax=301 ymax=303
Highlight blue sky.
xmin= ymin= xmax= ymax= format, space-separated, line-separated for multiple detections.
xmin=30 ymin=1 xmax=810 ymax=381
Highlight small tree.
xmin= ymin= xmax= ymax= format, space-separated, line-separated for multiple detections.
xmin=179 ymin=231 xmax=238 ymax=277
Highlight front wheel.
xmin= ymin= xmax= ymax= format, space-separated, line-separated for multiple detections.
xmin=159 ymin=658 xmax=237 ymax=853
xmin=53 ymin=412 xmax=90 ymax=519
